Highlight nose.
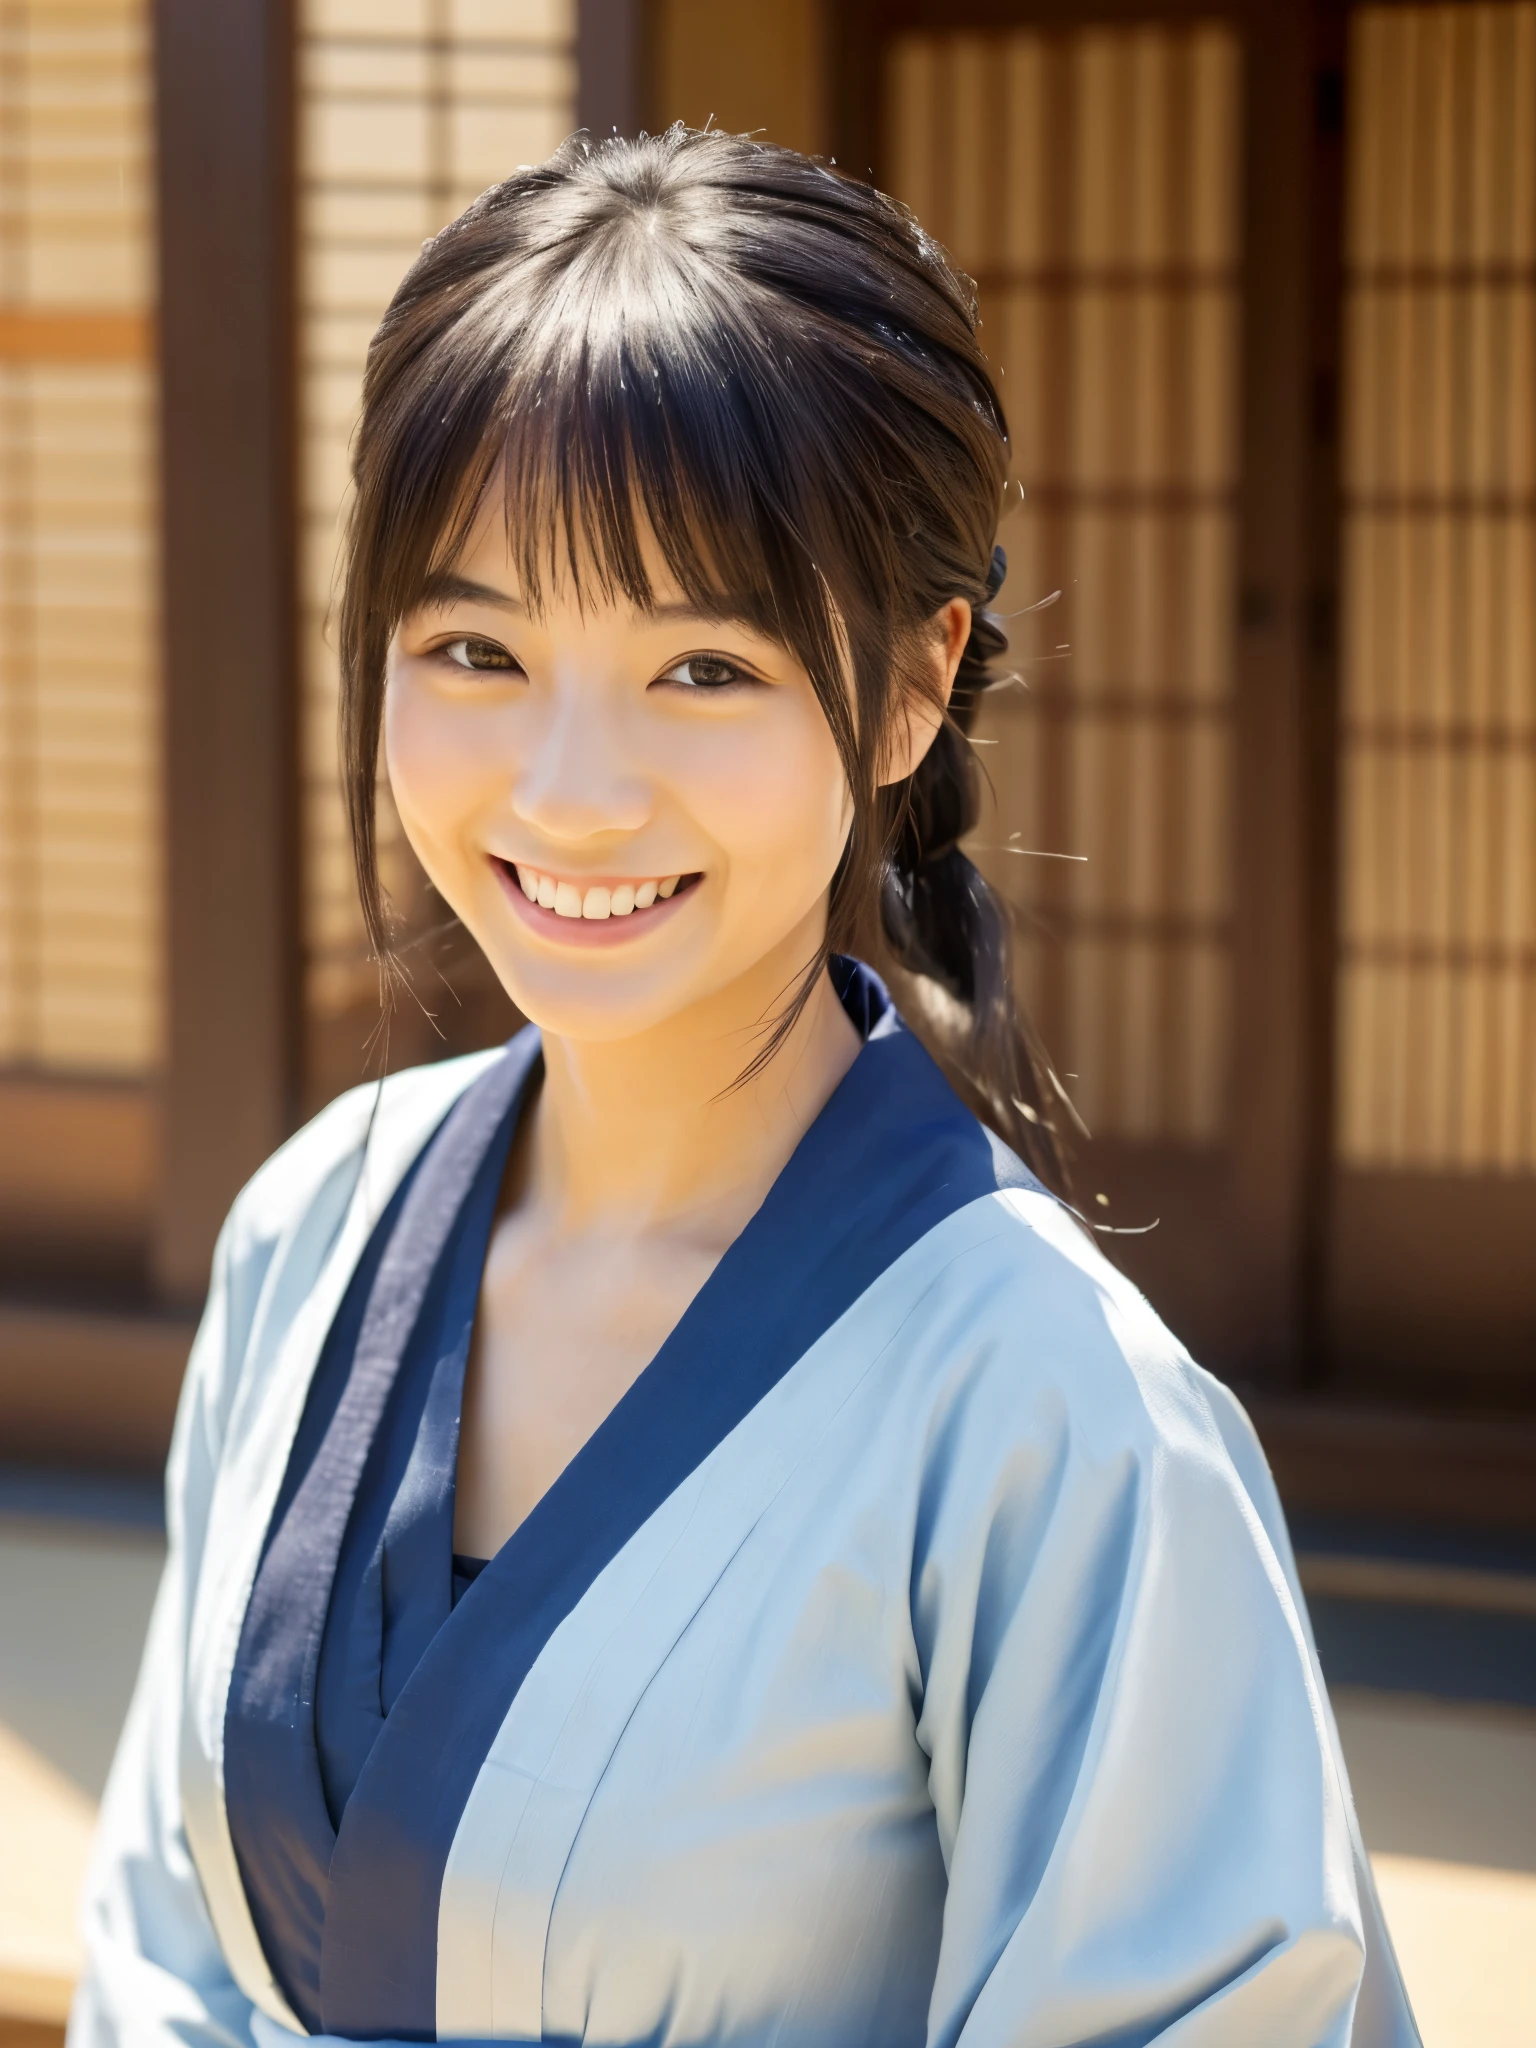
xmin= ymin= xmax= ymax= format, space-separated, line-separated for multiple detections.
xmin=509 ymin=683 xmax=650 ymax=844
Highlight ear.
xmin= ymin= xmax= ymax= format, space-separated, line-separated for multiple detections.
xmin=879 ymin=597 xmax=972 ymax=788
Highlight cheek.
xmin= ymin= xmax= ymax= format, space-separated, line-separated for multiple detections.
xmin=682 ymin=701 xmax=849 ymax=891
xmin=384 ymin=672 xmax=506 ymax=850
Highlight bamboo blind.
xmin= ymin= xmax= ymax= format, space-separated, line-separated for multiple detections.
xmin=885 ymin=25 xmax=1241 ymax=1144
xmin=298 ymin=0 xmax=575 ymax=1033
xmin=0 ymin=0 xmax=157 ymax=1075
xmin=1337 ymin=5 xmax=1536 ymax=1171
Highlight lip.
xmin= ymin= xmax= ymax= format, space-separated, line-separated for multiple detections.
xmin=491 ymin=858 xmax=701 ymax=947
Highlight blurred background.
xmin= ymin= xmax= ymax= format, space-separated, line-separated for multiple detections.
xmin=0 ymin=0 xmax=1534 ymax=2042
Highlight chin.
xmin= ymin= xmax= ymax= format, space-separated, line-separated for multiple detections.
xmin=473 ymin=927 xmax=722 ymax=1047
xmin=500 ymin=974 xmax=700 ymax=1045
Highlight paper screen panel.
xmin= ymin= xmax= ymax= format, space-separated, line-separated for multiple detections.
xmin=298 ymin=0 xmax=575 ymax=1040
xmin=1337 ymin=4 xmax=1536 ymax=1170
xmin=0 ymin=0 xmax=158 ymax=1075
xmin=885 ymin=25 xmax=1240 ymax=1145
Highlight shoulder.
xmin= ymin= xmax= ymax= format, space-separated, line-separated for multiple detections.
xmin=893 ymin=1182 xmax=1263 ymax=1509
xmin=221 ymin=1045 xmax=505 ymax=1266
xmin=207 ymin=1043 xmax=511 ymax=1383
xmin=895 ymin=1188 xmax=1302 ymax=1693
xmin=170 ymin=1045 xmax=512 ymax=1504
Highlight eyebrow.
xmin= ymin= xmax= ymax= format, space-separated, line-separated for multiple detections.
xmin=417 ymin=576 xmax=760 ymax=633
xmin=647 ymin=598 xmax=760 ymax=627
xmin=419 ymin=572 xmax=524 ymax=612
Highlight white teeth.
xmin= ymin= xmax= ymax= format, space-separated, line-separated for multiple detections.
xmin=514 ymin=868 xmax=686 ymax=915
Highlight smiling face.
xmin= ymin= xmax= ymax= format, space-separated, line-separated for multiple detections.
xmin=384 ymin=500 xmax=858 ymax=1045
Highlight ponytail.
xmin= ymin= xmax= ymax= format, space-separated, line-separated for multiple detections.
xmin=880 ymin=547 xmax=1068 ymax=1190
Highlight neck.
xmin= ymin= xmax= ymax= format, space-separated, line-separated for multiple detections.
xmin=526 ymin=929 xmax=862 ymax=1245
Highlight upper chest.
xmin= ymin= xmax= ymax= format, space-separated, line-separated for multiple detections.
xmin=469 ymin=1201 xmax=733 ymax=1432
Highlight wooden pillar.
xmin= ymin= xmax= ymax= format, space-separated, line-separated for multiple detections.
xmin=579 ymin=0 xmax=644 ymax=139
xmin=153 ymin=0 xmax=299 ymax=1302
xmin=828 ymin=0 xmax=880 ymax=183
xmin=1229 ymin=0 xmax=1346 ymax=1387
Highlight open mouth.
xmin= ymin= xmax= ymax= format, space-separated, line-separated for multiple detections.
xmin=495 ymin=860 xmax=702 ymax=924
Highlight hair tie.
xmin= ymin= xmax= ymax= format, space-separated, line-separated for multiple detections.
xmin=914 ymin=835 xmax=961 ymax=866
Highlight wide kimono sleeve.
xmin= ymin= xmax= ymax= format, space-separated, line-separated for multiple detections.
xmin=66 ymin=1207 xmax=266 ymax=2048
xmin=911 ymin=1214 xmax=1418 ymax=2048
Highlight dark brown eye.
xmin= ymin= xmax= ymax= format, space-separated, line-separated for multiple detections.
xmin=666 ymin=654 xmax=745 ymax=689
xmin=443 ymin=636 xmax=519 ymax=672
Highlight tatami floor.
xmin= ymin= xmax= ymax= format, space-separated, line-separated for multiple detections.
xmin=2 ymin=1511 xmax=1533 ymax=2046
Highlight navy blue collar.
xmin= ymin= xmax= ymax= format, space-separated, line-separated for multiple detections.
xmin=236 ymin=961 xmax=1039 ymax=2037
xmin=224 ymin=1034 xmax=540 ymax=2030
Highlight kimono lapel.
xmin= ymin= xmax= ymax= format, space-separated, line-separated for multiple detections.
xmin=223 ymin=1034 xmax=540 ymax=2030
xmin=320 ymin=978 xmax=1039 ymax=2038
xmin=178 ymin=1046 xmax=516 ymax=2028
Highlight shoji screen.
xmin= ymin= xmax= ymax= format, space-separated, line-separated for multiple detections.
xmin=298 ymin=0 xmax=574 ymax=1103
xmin=1338 ymin=5 xmax=1536 ymax=1172
xmin=1331 ymin=3 xmax=1536 ymax=1392
xmin=0 ymin=0 xmax=157 ymax=1076
xmin=885 ymin=26 xmax=1241 ymax=1150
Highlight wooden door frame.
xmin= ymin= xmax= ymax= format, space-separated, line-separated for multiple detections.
xmin=828 ymin=0 xmax=1348 ymax=1395
xmin=0 ymin=7 xmax=303 ymax=1297
xmin=1 ymin=0 xmax=300 ymax=1458
xmin=1315 ymin=0 xmax=1536 ymax=1409
xmin=827 ymin=0 xmax=1536 ymax=1521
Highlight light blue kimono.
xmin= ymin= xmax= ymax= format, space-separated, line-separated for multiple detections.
xmin=68 ymin=967 xmax=1418 ymax=2048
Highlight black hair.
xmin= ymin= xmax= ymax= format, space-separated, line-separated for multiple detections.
xmin=338 ymin=123 xmax=1065 ymax=1186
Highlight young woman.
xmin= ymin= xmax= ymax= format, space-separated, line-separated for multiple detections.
xmin=73 ymin=129 xmax=1415 ymax=2048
